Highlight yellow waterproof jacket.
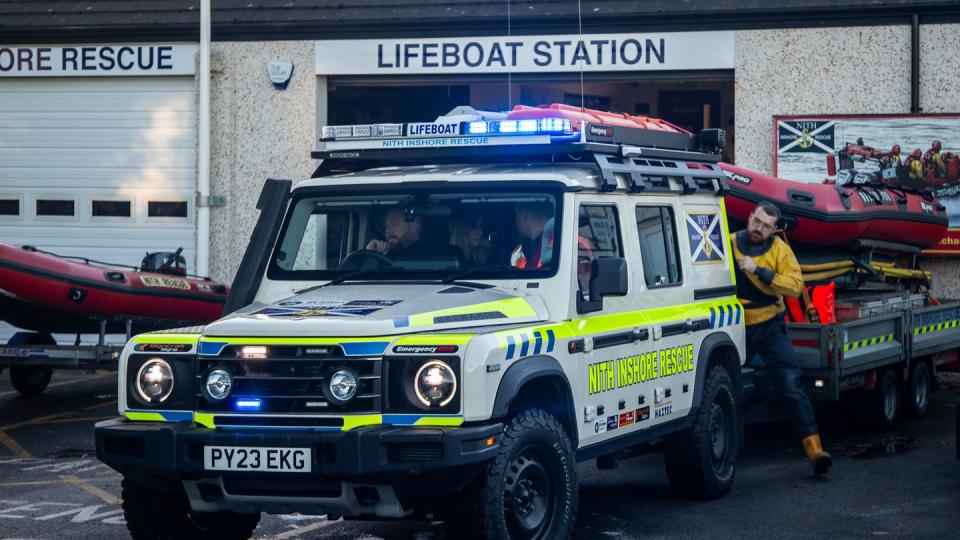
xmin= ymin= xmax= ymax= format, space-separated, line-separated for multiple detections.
xmin=731 ymin=230 xmax=803 ymax=326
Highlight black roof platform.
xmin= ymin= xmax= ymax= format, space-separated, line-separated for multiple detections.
xmin=310 ymin=123 xmax=729 ymax=196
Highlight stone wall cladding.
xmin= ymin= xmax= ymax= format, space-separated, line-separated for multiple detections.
xmin=208 ymin=41 xmax=315 ymax=282
xmin=919 ymin=24 xmax=960 ymax=297
xmin=734 ymin=26 xmax=911 ymax=174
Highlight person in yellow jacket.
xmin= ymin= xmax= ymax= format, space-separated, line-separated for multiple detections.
xmin=733 ymin=201 xmax=832 ymax=476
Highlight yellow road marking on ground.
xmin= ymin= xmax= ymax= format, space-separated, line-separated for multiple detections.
xmin=262 ymin=519 xmax=338 ymax=539
xmin=33 ymin=415 xmax=118 ymax=426
xmin=0 ymin=473 xmax=119 ymax=488
xmin=0 ymin=400 xmax=117 ymax=431
xmin=0 ymin=429 xmax=30 ymax=458
xmin=0 ymin=373 xmax=114 ymax=398
xmin=60 ymin=474 xmax=121 ymax=504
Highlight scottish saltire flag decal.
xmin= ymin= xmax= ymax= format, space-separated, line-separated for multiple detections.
xmin=686 ymin=213 xmax=725 ymax=263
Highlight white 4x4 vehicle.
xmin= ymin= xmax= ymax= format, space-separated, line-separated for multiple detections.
xmin=96 ymin=106 xmax=746 ymax=540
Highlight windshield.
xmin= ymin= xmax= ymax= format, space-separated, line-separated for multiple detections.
xmin=267 ymin=186 xmax=563 ymax=281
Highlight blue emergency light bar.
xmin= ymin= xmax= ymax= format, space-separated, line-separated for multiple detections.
xmin=466 ymin=118 xmax=571 ymax=136
xmin=320 ymin=117 xmax=573 ymax=141
xmin=234 ymin=398 xmax=263 ymax=411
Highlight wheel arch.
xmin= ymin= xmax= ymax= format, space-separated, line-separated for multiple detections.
xmin=693 ymin=332 xmax=742 ymax=408
xmin=491 ymin=355 xmax=578 ymax=448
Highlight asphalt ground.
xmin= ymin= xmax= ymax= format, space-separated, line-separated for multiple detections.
xmin=1 ymin=369 xmax=959 ymax=539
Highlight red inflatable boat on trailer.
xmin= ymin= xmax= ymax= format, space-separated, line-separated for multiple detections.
xmin=0 ymin=243 xmax=229 ymax=334
xmin=719 ymin=163 xmax=949 ymax=248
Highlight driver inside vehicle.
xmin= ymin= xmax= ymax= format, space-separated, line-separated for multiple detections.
xmin=366 ymin=207 xmax=430 ymax=259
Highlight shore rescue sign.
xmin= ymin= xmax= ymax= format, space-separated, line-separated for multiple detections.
xmin=316 ymin=31 xmax=733 ymax=75
xmin=686 ymin=213 xmax=724 ymax=263
xmin=0 ymin=44 xmax=197 ymax=77
xmin=778 ymin=120 xmax=835 ymax=154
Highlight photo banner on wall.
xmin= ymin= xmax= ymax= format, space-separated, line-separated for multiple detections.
xmin=773 ymin=114 xmax=960 ymax=256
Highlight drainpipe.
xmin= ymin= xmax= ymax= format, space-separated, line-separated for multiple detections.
xmin=911 ymin=13 xmax=920 ymax=114
xmin=197 ymin=0 xmax=211 ymax=277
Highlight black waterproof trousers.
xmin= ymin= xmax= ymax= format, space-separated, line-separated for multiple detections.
xmin=746 ymin=315 xmax=819 ymax=438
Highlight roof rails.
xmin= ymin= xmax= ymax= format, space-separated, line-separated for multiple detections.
xmin=311 ymin=104 xmax=728 ymax=195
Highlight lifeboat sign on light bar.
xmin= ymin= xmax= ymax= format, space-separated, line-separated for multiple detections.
xmin=319 ymin=117 xmax=575 ymax=151
xmin=407 ymin=122 xmax=460 ymax=136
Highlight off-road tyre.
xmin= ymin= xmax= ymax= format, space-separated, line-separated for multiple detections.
xmin=7 ymin=332 xmax=55 ymax=396
xmin=121 ymin=478 xmax=260 ymax=540
xmin=664 ymin=364 xmax=739 ymax=499
xmin=904 ymin=361 xmax=931 ymax=418
xmin=449 ymin=409 xmax=577 ymax=540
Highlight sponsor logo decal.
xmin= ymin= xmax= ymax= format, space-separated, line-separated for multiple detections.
xmin=606 ymin=415 xmax=619 ymax=431
xmin=636 ymin=406 xmax=650 ymax=422
xmin=134 ymin=343 xmax=193 ymax=353
xmin=588 ymin=125 xmax=614 ymax=138
xmin=618 ymin=410 xmax=635 ymax=427
xmin=721 ymin=169 xmax=752 ymax=185
xmin=392 ymin=345 xmax=459 ymax=354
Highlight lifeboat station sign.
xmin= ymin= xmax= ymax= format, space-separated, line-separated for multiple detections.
xmin=315 ymin=31 xmax=734 ymax=75
xmin=0 ymin=44 xmax=197 ymax=77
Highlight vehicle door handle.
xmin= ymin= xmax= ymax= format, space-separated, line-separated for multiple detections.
xmin=593 ymin=328 xmax=650 ymax=350
xmin=661 ymin=318 xmax=710 ymax=337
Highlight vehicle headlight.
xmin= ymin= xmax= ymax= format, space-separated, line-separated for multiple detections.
xmin=204 ymin=368 xmax=232 ymax=401
xmin=136 ymin=358 xmax=174 ymax=404
xmin=413 ymin=360 xmax=457 ymax=407
xmin=328 ymin=369 xmax=358 ymax=404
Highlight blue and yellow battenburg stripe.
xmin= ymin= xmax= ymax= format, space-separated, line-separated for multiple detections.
xmin=503 ymin=328 xmax=556 ymax=361
xmin=125 ymin=410 xmax=463 ymax=431
xmin=913 ymin=318 xmax=960 ymax=336
xmin=709 ymin=303 xmax=742 ymax=329
xmin=843 ymin=333 xmax=895 ymax=352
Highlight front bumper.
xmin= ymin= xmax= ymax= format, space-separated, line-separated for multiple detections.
xmin=95 ymin=418 xmax=502 ymax=516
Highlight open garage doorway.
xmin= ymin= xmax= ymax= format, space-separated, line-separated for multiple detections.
xmin=325 ymin=71 xmax=735 ymax=161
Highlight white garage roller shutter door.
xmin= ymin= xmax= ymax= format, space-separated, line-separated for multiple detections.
xmin=0 ymin=77 xmax=197 ymax=271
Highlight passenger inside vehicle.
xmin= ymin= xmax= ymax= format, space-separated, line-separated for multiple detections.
xmin=449 ymin=210 xmax=489 ymax=267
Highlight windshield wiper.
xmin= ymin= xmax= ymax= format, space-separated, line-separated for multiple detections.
xmin=293 ymin=266 xmax=408 ymax=294
xmin=441 ymin=264 xmax=514 ymax=284
xmin=329 ymin=265 xmax=408 ymax=285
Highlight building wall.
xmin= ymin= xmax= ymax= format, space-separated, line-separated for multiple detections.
xmin=734 ymin=25 xmax=912 ymax=174
xmin=919 ymin=24 xmax=960 ymax=298
xmin=203 ymin=27 xmax=960 ymax=294
xmin=208 ymin=41 xmax=316 ymax=283
xmin=735 ymin=24 xmax=960 ymax=297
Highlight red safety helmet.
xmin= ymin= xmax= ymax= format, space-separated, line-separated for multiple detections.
xmin=932 ymin=140 xmax=942 ymax=151
xmin=890 ymin=144 xmax=901 ymax=154
xmin=912 ymin=149 xmax=922 ymax=158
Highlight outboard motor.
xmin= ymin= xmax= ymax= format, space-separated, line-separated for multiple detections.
xmin=141 ymin=248 xmax=186 ymax=276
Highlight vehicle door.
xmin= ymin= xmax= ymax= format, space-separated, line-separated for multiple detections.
xmin=574 ymin=196 xmax=655 ymax=447
xmin=633 ymin=200 xmax=702 ymax=425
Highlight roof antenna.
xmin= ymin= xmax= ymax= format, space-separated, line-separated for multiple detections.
xmin=507 ymin=0 xmax=512 ymax=111
xmin=577 ymin=0 xmax=585 ymax=112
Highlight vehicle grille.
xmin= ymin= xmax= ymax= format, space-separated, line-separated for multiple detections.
xmin=195 ymin=345 xmax=381 ymax=414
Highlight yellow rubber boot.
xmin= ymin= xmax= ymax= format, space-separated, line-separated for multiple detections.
xmin=802 ymin=434 xmax=832 ymax=476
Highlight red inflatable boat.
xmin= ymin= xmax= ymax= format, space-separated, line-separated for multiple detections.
xmin=0 ymin=243 xmax=228 ymax=334
xmin=720 ymin=163 xmax=949 ymax=248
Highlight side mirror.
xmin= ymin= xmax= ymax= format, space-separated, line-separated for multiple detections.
xmin=577 ymin=258 xmax=628 ymax=314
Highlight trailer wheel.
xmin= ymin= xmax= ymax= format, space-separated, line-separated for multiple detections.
xmin=7 ymin=332 xmax=55 ymax=397
xmin=864 ymin=369 xmax=901 ymax=430
xmin=904 ymin=362 xmax=931 ymax=418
